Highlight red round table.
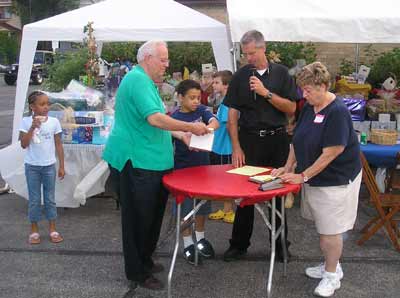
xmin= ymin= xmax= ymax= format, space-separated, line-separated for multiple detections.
xmin=162 ymin=164 xmax=301 ymax=298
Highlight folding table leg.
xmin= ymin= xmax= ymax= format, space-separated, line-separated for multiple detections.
xmin=168 ymin=204 xmax=181 ymax=298
xmin=279 ymin=195 xmax=288 ymax=277
xmin=193 ymin=198 xmax=199 ymax=266
xmin=267 ymin=197 xmax=276 ymax=298
xmin=255 ymin=196 xmax=288 ymax=298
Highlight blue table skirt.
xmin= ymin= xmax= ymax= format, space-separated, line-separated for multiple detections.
xmin=360 ymin=143 xmax=400 ymax=168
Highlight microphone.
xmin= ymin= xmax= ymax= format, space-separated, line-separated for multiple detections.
xmin=250 ymin=65 xmax=257 ymax=101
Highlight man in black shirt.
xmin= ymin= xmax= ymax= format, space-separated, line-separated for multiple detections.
xmin=223 ymin=30 xmax=298 ymax=262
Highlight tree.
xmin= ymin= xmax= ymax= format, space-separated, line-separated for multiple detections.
xmin=0 ymin=32 xmax=19 ymax=64
xmin=12 ymin=0 xmax=80 ymax=25
xmin=43 ymin=47 xmax=89 ymax=91
xmin=265 ymin=42 xmax=316 ymax=68
xmin=102 ymin=42 xmax=216 ymax=74
xmin=101 ymin=42 xmax=141 ymax=63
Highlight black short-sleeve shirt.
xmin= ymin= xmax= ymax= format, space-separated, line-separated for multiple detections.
xmin=224 ymin=63 xmax=298 ymax=129
xmin=292 ymin=97 xmax=361 ymax=187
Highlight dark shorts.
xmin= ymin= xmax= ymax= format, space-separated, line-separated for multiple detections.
xmin=173 ymin=197 xmax=211 ymax=217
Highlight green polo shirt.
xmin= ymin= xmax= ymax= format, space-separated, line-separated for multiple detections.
xmin=103 ymin=65 xmax=173 ymax=171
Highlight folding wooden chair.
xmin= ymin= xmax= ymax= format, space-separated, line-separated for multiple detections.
xmin=358 ymin=152 xmax=400 ymax=251
xmin=386 ymin=151 xmax=400 ymax=192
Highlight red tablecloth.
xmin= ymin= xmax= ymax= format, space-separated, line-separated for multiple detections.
xmin=163 ymin=165 xmax=301 ymax=207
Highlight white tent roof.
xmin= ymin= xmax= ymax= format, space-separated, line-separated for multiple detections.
xmin=228 ymin=0 xmax=400 ymax=43
xmin=25 ymin=0 xmax=228 ymax=43
xmin=12 ymin=0 xmax=232 ymax=143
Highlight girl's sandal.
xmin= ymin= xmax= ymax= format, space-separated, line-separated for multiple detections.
xmin=29 ymin=232 xmax=41 ymax=245
xmin=49 ymin=231 xmax=63 ymax=243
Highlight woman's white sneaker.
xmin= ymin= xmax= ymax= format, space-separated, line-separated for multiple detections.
xmin=305 ymin=263 xmax=343 ymax=279
xmin=313 ymin=271 xmax=341 ymax=297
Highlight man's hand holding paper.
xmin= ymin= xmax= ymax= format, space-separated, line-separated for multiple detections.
xmin=189 ymin=128 xmax=215 ymax=152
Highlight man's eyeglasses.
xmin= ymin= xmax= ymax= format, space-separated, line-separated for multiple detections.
xmin=151 ymin=55 xmax=170 ymax=64
xmin=159 ymin=58 xmax=170 ymax=64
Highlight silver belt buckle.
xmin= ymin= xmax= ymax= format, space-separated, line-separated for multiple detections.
xmin=259 ymin=130 xmax=267 ymax=137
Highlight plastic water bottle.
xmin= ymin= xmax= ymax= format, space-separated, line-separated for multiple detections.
xmin=360 ymin=132 xmax=367 ymax=145
xmin=32 ymin=128 xmax=41 ymax=144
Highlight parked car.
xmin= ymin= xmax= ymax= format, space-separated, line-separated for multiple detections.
xmin=4 ymin=50 xmax=54 ymax=86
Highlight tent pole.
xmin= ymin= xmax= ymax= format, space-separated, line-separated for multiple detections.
xmin=355 ymin=43 xmax=360 ymax=73
xmin=231 ymin=43 xmax=237 ymax=72
xmin=231 ymin=42 xmax=241 ymax=72
xmin=12 ymin=39 xmax=38 ymax=143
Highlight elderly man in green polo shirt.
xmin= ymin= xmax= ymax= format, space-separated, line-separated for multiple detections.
xmin=103 ymin=40 xmax=208 ymax=291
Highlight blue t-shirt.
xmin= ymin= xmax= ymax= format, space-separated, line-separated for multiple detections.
xmin=212 ymin=103 xmax=232 ymax=155
xmin=171 ymin=105 xmax=215 ymax=169
xmin=292 ymin=97 xmax=361 ymax=187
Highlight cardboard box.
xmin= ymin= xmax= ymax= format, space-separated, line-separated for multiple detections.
xmin=378 ymin=113 xmax=391 ymax=122
xmin=357 ymin=65 xmax=370 ymax=84
xmin=92 ymin=115 xmax=114 ymax=145
xmin=202 ymin=63 xmax=213 ymax=74
xmin=72 ymin=126 xmax=93 ymax=144
xmin=48 ymin=111 xmax=104 ymax=126
xmin=74 ymin=111 xmax=104 ymax=126
xmin=371 ymin=121 xmax=396 ymax=130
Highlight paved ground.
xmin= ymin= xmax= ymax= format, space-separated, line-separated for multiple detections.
xmin=0 ymin=79 xmax=399 ymax=298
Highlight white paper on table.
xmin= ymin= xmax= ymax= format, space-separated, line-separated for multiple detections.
xmin=189 ymin=131 xmax=215 ymax=151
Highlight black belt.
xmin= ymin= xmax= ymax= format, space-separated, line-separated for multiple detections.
xmin=241 ymin=126 xmax=285 ymax=137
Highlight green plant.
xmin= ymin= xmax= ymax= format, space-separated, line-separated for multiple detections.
xmin=101 ymin=42 xmax=141 ymax=63
xmin=339 ymin=58 xmax=354 ymax=75
xmin=168 ymin=42 xmax=215 ymax=74
xmin=360 ymin=44 xmax=380 ymax=66
xmin=265 ymin=42 xmax=316 ymax=68
xmin=43 ymin=47 xmax=88 ymax=91
xmin=12 ymin=0 xmax=79 ymax=25
xmin=0 ymin=32 xmax=18 ymax=65
xmin=101 ymin=41 xmax=215 ymax=74
xmin=368 ymin=48 xmax=400 ymax=88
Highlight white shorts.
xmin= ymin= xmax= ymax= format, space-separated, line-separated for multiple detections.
xmin=301 ymin=170 xmax=362 ymax=235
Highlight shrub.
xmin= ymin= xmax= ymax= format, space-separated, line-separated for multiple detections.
xmin=368 ymin=48 xmax=400 ymax=88
xmin=0 ymin=32 xmax=19 ymax=65
xmin=168 ymin=42 xmax=215 ymax=73
xmin=265 ymin=42 xmax=316 ymax=68
xmin=101 ymin=41 xmax=215 ymax=74
xmin=101 ymin=42 xmax=140 ymax=63
xmin=339 ymin=58 xmax=354 ymax=76
xmin=43 ymin=48 xmax=88 ymax=91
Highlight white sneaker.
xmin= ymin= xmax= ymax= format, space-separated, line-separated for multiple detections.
xmin=314 ymin=271 xmax=341 ymax=297
xmin=305 ymin=263 xmax=343 ymax=280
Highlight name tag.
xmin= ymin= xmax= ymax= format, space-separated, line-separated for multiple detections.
xmin=314 ymin=114 xmax=324 ymax=123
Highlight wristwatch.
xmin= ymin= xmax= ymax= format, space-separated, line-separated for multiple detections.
xmin=300 ymin=172 xmax=309 ymax=183
xmin=265 ymin=90 xmax=273 ymax=100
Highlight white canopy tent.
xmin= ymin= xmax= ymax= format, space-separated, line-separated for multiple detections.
xmin=11 ymin=0 xmax=233 ymax=143
xmin=227 ymin=0 xmax=400 ymax=43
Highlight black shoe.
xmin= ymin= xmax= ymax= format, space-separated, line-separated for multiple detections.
xmin=183 ymin=244 xmax=203 ymax=265
xmin=138 ymin=275 xmax=164 ymax=291
xmin=276 ymin=249 xmax=292 ymax=263
xmin=197 ymin=238 xmax=215 ymax=259
xmin=128 ymin=280 xmax=138 ymax=290
xmin=223 ymin=246 xmax=247 ymax=262
xmin=276 ymin=241 xmax=291 ymax=263
xmin=146 ymin=262 xmax=164 ymax=274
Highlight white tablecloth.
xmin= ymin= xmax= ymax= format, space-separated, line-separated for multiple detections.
xmin=0 ymin=142 xmax=109 ymax=208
